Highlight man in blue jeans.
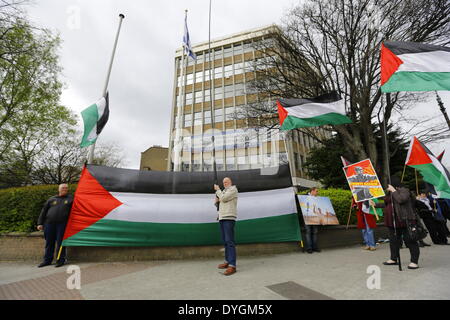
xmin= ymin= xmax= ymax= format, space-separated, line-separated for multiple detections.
xmin=305 ymin=187 xmax=321 ymax=253
xmin=214 ymin=177 xmax=238 ymax=276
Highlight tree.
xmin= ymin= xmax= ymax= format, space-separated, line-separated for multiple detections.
xmin=304 ymin=125 xmax=412 ymax=188
xmin=31 ymin=131 xmax=127 ymax=185
xmin=0 ymin=4 xmax=125 ymax=188
xmin=244 ymin=0 xmax=450 ymax=184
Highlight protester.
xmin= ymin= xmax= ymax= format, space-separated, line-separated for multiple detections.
xmin=36 ymin=184 xmax=73 ymax=268
xmin=370 ymin=176 xmax=420 ymax=269
xmin=304 ymin=187 xmax=321 ymax=254
xmin=415 ymin=191 xmax=448 ymax=245
xmin=214 ymin=177 xmax=238 ymax=276
xmin=436 ymin=198 xmax=450 ymax=236
xmin=356 ymin=201 xmax=377 ymax=251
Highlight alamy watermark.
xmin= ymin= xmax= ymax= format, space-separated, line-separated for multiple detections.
xmin=366 ymin=265 xmax=381 ymax=290
xmin=66 ymin=265 xmax=81 ymax=290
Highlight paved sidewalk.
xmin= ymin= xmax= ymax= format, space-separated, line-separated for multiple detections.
xmin=1 ymin=240 xmax=450 ymax=300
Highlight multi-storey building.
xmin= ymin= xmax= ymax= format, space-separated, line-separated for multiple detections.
xmin=167 ymin=25 xmax=327 ymax=188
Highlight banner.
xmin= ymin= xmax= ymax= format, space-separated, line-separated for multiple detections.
xmin=297 ymin=195 xmax=340 ymax=225
xmin=62 ymin=164 xmax=301 ymax=246
xmin=343 ymin=159 xmax=385 ymax=203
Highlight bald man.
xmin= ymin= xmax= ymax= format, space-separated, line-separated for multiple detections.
xmin=214 ymin=177 xmax=238 ymax=276
xmin=37 ymin=184 xmax=73 ymax=268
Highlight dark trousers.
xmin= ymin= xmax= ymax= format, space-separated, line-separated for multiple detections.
xmin=219 ymin=220 xmax=236 ymax=267
xmin=388 ymin=227 xmax=420 ymax=264
xmin=43 ymin=223 xmax=67 ymax=263
xmin=305 ymin=225 xmax=319 ymax=250
xmin=422 ymin=217 xmax=448 ymax=244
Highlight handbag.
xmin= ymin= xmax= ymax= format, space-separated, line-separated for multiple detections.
xmin=406 ymin=219 xmax=428 ymax=242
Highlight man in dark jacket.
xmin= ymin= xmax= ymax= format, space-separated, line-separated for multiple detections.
xmin=37 ymin=184 xmax=73 ymax=267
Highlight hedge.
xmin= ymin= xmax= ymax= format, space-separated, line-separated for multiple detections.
xmin=297 ymin=188 xmax=384 ymax=225
xmin=0 ymin=184 xmax=77 ymax=233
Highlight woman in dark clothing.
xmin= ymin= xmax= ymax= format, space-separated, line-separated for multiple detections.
xmin=370 ymin=176 xmax=420 ymax=269
xmin=415 ymin=191 xmax=448 ymax=245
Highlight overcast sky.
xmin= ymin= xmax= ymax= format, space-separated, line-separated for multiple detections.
xmin=24 ymin=0 xmax=450 ymax=169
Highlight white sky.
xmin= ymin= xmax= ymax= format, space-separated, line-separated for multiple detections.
xmin=24 ymin=0 xmax=450 ymax=169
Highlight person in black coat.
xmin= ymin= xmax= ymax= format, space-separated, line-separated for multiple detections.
xmin=37 ymin=184 xmax=73 ymax=267
xmin=415 ymin=191 xmax=448 ymax=245
xmin=371 ymin=176 xmax=420 ymax=269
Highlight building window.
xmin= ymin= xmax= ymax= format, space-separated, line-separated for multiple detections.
xmin=224 ymin=64 xmax=233 ymax=78
xmin=226 ymin=156 xmax=236 ymax=171
xmin=186 ymin=73 xmax=193 ymax=85
xmin=224 ymin=84 xmax=234 ymax=99
xmin=204 ymin=110 xmax=211 ymax=124
xmin=243 ymin=41 xmax=253 ymax=53
xmin=224 ymin=46 xmax=233 ymax=58
xmin=233 ymin=43 xmax=243 ymax=54
xmin=214 ymin=86 xmax=223 ymax=100
xmin=214 ymin=66 xmax=223 ymax=79
xmin=234 ymin=83 xmax=245 ymax=96
xmin=194 ymin=91 xmax=203 ymax=103
xmin=225 ymin=129 xmax=235 ymax=149
xmin=214 ymin=49 xmax=222 ymax=59
xmin=195 ymin=71 xmax=203 ymax=83
xmin=214 ymin=108 xmax=223 ymax=123
xmin=194 ymin=112 xmax=202 ymax=126
xmin=183 ymin=113 xmax=192 ymax=127
xmin=185 ymin=92 xmax=193 ymax=105
xmin=244 ymin=60 xmax=254 ymax=72
xmin=234 ymin=62 xmax=244 ymax=75
xmin=225 ymin=106 xmax=235 ymax=121
xmin=201 ymin=90 xmax=210 ymax=103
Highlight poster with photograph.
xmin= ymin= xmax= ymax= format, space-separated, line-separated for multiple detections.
xmin=343 ymin=159 xmax=385 ymax=203
xmin=297 ymin=195 xmax=340 ymax=225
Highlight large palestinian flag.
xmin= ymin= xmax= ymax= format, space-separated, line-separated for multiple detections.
xmin=381 ymin=41 xmax=450 ymax=93
xmin=62 ymin=164 xmax=301 ymax=246
xmin=277 ymin=92 xmax=352 ymax=130
xmin=405 ymin=136 xmax=450 ymax=199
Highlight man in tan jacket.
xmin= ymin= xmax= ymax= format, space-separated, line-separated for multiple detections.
xmin=214 ymin=177 xmax=238 ymax=276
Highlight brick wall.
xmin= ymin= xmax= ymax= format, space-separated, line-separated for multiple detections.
xmin=0 ymin=225 xmax=389 ymax=262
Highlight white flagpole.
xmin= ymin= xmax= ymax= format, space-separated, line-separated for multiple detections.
xmin=174 ymin=10 xmax=188 ymax=172
xmin=88 ymin=13 xmax=125 ymax=164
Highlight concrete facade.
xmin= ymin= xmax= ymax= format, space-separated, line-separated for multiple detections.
xmin=139 ymin=145 xmax=169 ymax=171
xmin=167 ymin=25 xmax=326 ymax=188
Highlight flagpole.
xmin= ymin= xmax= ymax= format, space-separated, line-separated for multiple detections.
xmin=88 ymin=13 xmax=125 ymax=164
xmin=385 ymin=92 xmax=402 ymax=271
xmin=436 ymin=91 xmax=450 ymax=131
xmin=206 ymin=0 xmax=220 ymax=211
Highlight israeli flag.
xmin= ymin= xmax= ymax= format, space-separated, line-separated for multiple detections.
xmin=183 ymin=15 xmax=196 ymax=61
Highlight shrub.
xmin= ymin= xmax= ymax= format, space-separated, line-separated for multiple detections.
xmin=0 ymin=184 xmax=77 ymax=233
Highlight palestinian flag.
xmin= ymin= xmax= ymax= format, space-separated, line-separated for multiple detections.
xmin=80 ymin=93 xmax=109 ymax=148
xmin=405 ymin=136 xmax=450 ymax=199
xmin=425 ymin=150 xmax=445 ymax=196
xmin=381 ymin=41 xmax=450 ymax=93
xmin=277 ymin=92 xmax=352 ymax=130
xmin=62 ymin=164 xmax=301 ymax=246
xmin=341 ymin=156 xmax=352 ymax=167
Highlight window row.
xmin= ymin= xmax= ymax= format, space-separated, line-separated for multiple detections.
xmin=176 ymin=83 xmax=247 ymax=106
xmin=177 ymin=61 xmax=256 ymax=86
xmin=178 ymin=152 xmax=288 ymax=172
